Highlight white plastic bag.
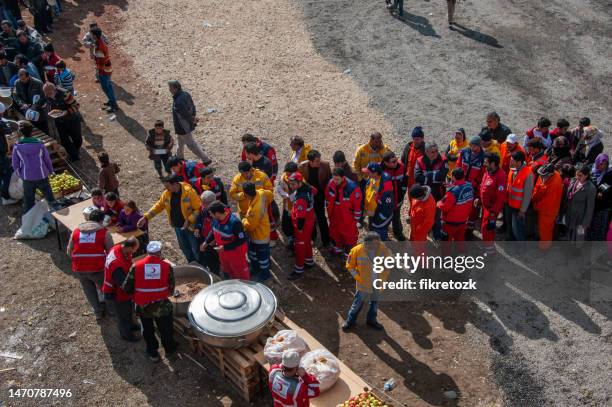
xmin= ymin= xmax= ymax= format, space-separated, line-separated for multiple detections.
xmin=264 ymin=330 xmax=309 ymax=365
xmin=14 ymin=200 xmax=51 ymax=239
xmin=300 ymin=349 xmax=341 ymax=392
xmin=8 ymin=172 xmax=23 ymax=200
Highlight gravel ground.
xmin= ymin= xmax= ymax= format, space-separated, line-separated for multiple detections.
xmin=1 ymin=0 xmax=611 ymax=406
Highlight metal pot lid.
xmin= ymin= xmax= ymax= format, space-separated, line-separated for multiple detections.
xmin=188 ymin=280 xmax=277 ymax=338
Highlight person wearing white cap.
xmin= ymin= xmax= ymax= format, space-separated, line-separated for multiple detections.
xmin=268 ymin=350 xmax=320 ymax=407
xmin=499 ymin=134 xmax=526 ymax=175
xmin=122 ymin=240 xmax=178 ymax=362
xmin=0 ymin=101 xmax=18 ymax=205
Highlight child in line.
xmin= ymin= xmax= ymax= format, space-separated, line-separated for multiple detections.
xmin=116 ymin=200 xmax=147 ymax=233
xmin=98 ymin=152 xmax=120 ymax=195
xmin=54 ymin=60 xmax=76 ymax=95
xmin=103 ymin=191 xmax=124 ymax=226
xmin=145 ymin=120 xmax=174 ymax=178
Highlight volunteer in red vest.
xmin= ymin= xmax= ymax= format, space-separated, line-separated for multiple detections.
xmin=288 ymin=172 xmax=316 ymax=280
xmin=194 ymin=191 xmax=220 ymax=275
xmin=457 ymin=136 xmax=485 ymax=238
xmin=269 ymin=350 xmax=320 ymax=407
xmin=477 ymin=153 xmax=507 ymax=255
xmin=382 ymin=151 xmax=407 ymax=241
xmin=505 ymin=151 xmax=534 ymax=241
xmin=201 ymin=201 xmax=250 ymax=280
xmin=122 ymin=241 xmax=177 ymax=362
xmin=325 ymin=167 xmax=362 ymax=259
xmin=102 ymin=237 xmax=140 ymax=341
xmin=400 ymin=126 xmax=425 ymax=189
xmin=437 ymin=168 xmax=474 ymax=254
xmin=67 ymin=208 xmax=113 ymax=321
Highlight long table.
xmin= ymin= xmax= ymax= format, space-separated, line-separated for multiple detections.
xmin=51 ymin=198 xmax=143 ymax=250
xmin=255 ymin=314 xmax=370 ymax=406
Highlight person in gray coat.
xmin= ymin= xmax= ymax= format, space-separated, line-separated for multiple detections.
xmin=168 ymin=80 xmax=210 ymax=165
xmin=565 ymin=162 xmax=597 ymax=242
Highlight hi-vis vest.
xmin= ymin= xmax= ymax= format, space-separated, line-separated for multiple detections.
xmin=507 ymin=165 xmax=532 ymax=209
xmin=71 ymin=228 xmax=107 ymax=272
xmin=133 ymin=256 xmax=171 ymax=306
xmin=102 ymin=245 xmax=133 ymax=302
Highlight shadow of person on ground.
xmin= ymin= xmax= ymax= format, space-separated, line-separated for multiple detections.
xmin=397 ymin=12 xmax=441 ymax=38
xmin=113 ymin=109 xmax=148 ymax=143
xmin=113 ymin=82 xmax=136 ymax=106
xmin=450 ymin=23 xmax=503 ymax=48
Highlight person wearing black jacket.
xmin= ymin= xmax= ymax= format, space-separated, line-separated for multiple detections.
xmin=381 ymin=151 xmax=407 ymax=241
xmin=483 ymin=111 xmax=512 ymax=144
xmin=13 ymin=69 xmax=48 ymax=133
xmin=0 ymin=51 xmax=17 ymax=86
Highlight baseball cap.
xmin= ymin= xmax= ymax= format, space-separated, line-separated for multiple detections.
xmin=281 ymin=350 xmax=300 ymax=369
xmin=505 ymin=134 xmax=518 ymax=144
xmin=146 ymin=241 xmax=163 ymax=254
xmin=288 ymin=172 xmax=303 ymax=182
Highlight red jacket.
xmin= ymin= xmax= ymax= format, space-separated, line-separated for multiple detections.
xmin=102 ymin=244 xmax=133 ymax=302
xmin=409 ymin=188 xmax=437 ymax=240
xmin=103 ymin=200 xmax=124 ymax=225
xmin=291 ymin=185 xmax=316 ymax=229
xmin=71 ymin=228 xmax=108 ymax=272
xmin=383 ymin=162 xmax=407 ymax=207
xmin=479 ymin=168 xmax=507 ymax=216
xmin=325 ymin=178 xmax=362 ymax=226
xmin=269 ymin=364 xmax=320 ymax=407
xmin=132 ymin=255 xmax=171 ymax=306
xmin=457 ymin=148 xmax=485 ymax=196
xmin=528 ymin=152 xmax=548 ymax=172
xmin=437 ymin=180 xmax=474 ymax=224
xmin=401 ymin=142 xmax=424 ymax=188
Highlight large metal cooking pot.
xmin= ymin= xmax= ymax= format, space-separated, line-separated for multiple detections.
xmin=171 ymin=263 xmax=215 ymax=316
xmin=188 ymin=279 xmax=277 ymax=349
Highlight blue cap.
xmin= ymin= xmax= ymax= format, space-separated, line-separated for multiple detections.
xmin=411 ymin=126 xmax=424 ymax=138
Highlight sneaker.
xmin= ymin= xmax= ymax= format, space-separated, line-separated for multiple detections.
xmin=1 ymin=198 xmax=19 ymax=205
xmin=287 ymin=271 xmax=303 ymax=280
xmin=366 ymin=320 xmax=384 ymax=330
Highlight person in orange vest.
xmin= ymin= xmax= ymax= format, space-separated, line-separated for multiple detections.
xmin=408 ymin=185 xmax=436 ymax=256
xmin=288 ymin=172 xmax=316 ymax=280
xmin=325 ymin=167 xmax=362 ymax=259
xmin=477 ymin=153 xmax=506 ymax=255
xmin=505 ymin=151 xmax=535 ymax=241
xmin=102 ymin=237 xmax=140 ymax=341
xmin=499 ymin=134 xmax=526 ymax=175
xmin=526 ymin=138 xmax=548 ymax=173
xmin=531 ymin=163 xmax=564 ymax=250
xmin=67 ymin=208 xmax=114 ymax=321
xmin=437 ymin=168 xmax=474 ymax=254
xmin=122 ymin=241 xmax=177 ymax=362
xmin=400 ymin=126 xmax=425 ymax=189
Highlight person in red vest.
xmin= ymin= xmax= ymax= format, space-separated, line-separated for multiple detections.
xmin=477 ymin=153 xmax=507 ymax=255
xmin=325 ymin=167 xmax=362 ymax=259
xmin=102 ymin=237 xmax=140 ymax=341
xmin=437 ymin=168 xmax=474 ymax=254
xmin=288 ymin=172 xmax=316 ymax=280
xmin=167 ymin=155 xmax=207 ymax=186
xmin=201 ymin=201 xmax=250 ymax=280
xmin=269 ymin=350 xmax=320 ymax=407
xmin=382 ymin=151 xmax=407 ymax=241
xmin=67 ymin=208 xmax=113 ymax=320
xmin=122 ymin=241 xmax=177 ymax=362
xmin=194 ymin=191 xmax=220 ymax=275
xmin=408 ymin=185 xmax=436 ymax=255
xmin=400 ymin=126 xmax=425 ymax=189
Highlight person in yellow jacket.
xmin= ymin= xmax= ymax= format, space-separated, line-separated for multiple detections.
xmin=480 ymin=130 xmax=501 ymax=157
xmin=137 ymin=174 xmax=201 ymax=263
xmin=289 ymin=135 xmax=312 ymax=164
xmin=230 ymin=161 xmax=273 ymax=217
xmin=342 ymin=232 xmax=391 ymax=331
xmin=241 ymin=182 xmax=273 ymax=281
xmin=276 ymin=162 xmax=299 ymax=248
xmin=353 ymin=132 xmax=391 ymax=186
xmin=445 ymin=128 xmax=469 ymax=180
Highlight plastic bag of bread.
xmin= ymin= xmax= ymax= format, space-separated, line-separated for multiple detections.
xmin=264 ymin=330 xmax=309 ymax=365
xmin=300 ymin=349 xmax=340 ymax=392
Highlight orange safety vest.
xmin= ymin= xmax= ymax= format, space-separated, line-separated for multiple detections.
xmin=133 ymin=255 xmax=171 ymax=306
xmin=71 ymin=228 xmax=107 ymax=272
xmin=507 ymin=165 xmax=532 ymax=209
xmin=102 ymin=245 xmax=133 ymax=302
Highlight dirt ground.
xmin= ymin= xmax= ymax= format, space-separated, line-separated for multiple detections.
xmin=1 ymin=0 xmax=611 ymax=406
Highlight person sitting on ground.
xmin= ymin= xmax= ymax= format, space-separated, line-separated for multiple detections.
xmin=53 ymin=60 xmax=76 ymax=94
xmin=0 ymin=51 xmax=17 ymax=86
xmin=91 ymin=188 xmax=106 ymax=209
xmin=16 ymin=20 xmax=42 ymax=44
xmin=240 ymin=133 xmax=278 ymax=181
xmin=0 ymin=20 xmax=16 ymax=47
xmin=192 ymin=167 xmax=227 ymax=204
xmin=13 ymin=54 xmax=41 ymax=83
xmin=41 ymin=43 xmax=61 ymax=82
xmin=269 ymin=350 xmax=320 ymax=407
xmin=116 ymin=200 xmax=147 ymax=233
xmin=145 ymin=120 xmax=174 ymax=178
xmin=97 ymin=152 xmax=120 ymax=194
xmin=103 ymin=191 xmax=124 ymax=226
xmin=167 ymin=155 xmax=206 ymax=186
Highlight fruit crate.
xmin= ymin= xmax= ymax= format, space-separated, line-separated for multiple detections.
xmin=337 ymin=389 xmax=393 ymax=407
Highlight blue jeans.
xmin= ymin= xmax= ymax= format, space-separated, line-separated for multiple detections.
xmin=346 ymin=290 xmax=380 ymax=324
xmin=0 ymin=156 xmax=12 ymax=199
xmin=23 ymin=178 xmax=55 ymax=213
xmin=506 ymin=207 xmax=526 ymax=241
xmin=97 ymin=74 xmax=117 ymax=106
xmin=174 ymin=227 xmax=200 ymax=263
xmin=248 ymin=241 xmax=271 ymax=281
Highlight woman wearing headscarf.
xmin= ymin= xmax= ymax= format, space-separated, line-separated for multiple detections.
xmin=548 ymin=136 xmax=573 ymax=171
xmin=565 ymin=163 xmax=597 ymax=241
xmin=573 ymin=126 xmax=604 ymax=166
xmin=586 ymin=154 xmax=612 ymax=241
